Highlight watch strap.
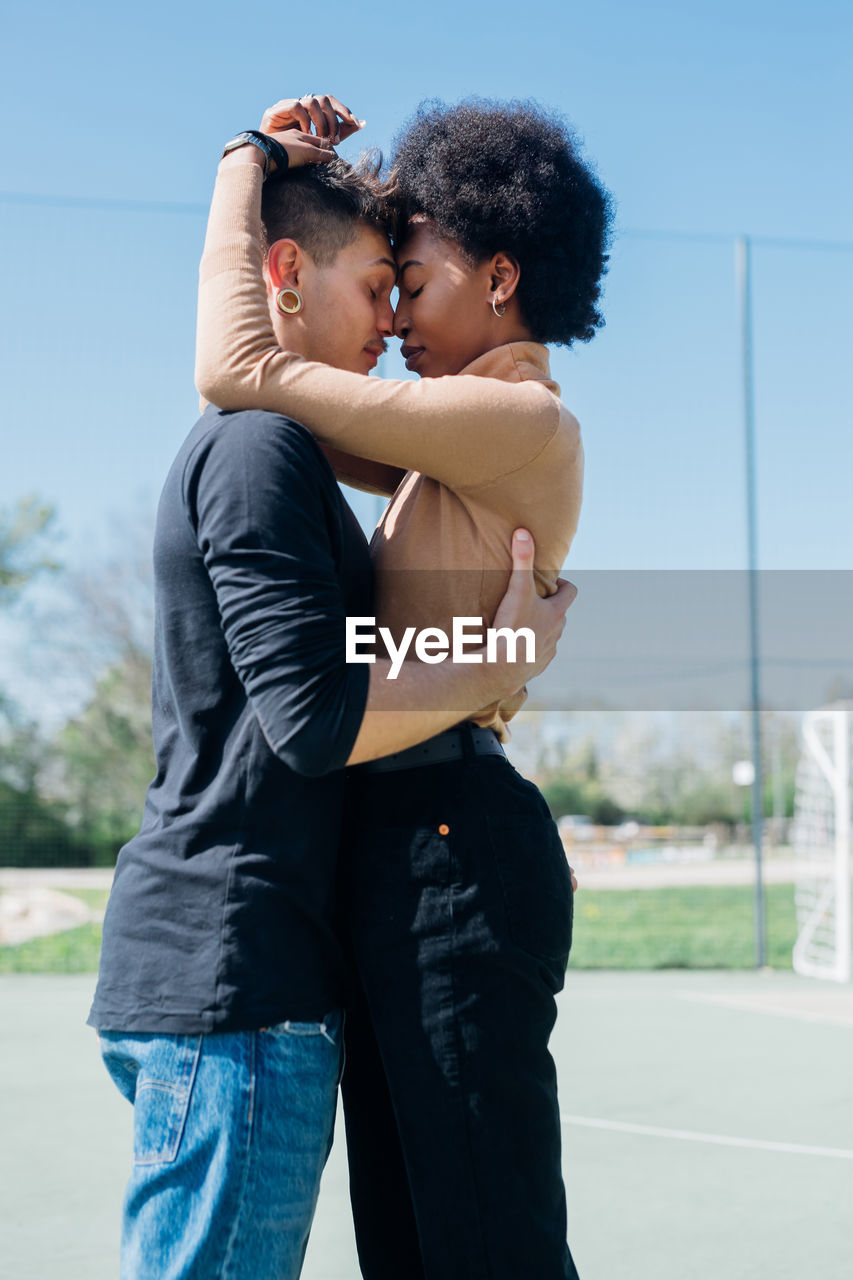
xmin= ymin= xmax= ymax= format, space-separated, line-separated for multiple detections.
xmin=221 ymin=130 xmax=290 ymax=180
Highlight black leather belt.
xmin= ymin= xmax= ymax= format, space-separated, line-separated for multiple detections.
xmin=354 ymin=724 xmax=505 ymax=774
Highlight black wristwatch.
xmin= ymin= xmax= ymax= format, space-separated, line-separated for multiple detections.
xmin=221 ymin=131 xmax=290 ymax=180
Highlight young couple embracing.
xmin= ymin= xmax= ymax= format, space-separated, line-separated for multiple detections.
xmin=89 ymin=92 xmax=612 ymax=1279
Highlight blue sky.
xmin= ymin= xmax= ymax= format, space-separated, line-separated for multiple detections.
xmin=1 ymin=0 xmax=851 ymax=597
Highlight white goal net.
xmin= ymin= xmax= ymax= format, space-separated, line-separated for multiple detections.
xmin=792 ymin=707 xmax=851 ymax=983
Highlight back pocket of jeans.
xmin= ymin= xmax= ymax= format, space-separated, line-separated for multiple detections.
xmin=486 ymin=815 xmax=573 ymax=963
xmin=133 ymin=1036 xmax=202 ymax=1166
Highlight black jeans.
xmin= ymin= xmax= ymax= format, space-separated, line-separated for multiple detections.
xmin=340 ymin=735 xmax=579 ymax=1280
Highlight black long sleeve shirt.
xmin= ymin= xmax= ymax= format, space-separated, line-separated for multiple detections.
xmin=88 ymin=407 xmax=372 ymax=1033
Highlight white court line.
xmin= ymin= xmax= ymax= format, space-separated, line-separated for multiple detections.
xmin=560 ymin=1114 xmax=853 ymax=1161
xmin=678 ymin=993 xmax=853 ymax=1029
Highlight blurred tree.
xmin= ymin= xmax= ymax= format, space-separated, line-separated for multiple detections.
xmin=0 ymin=778 xmax=79 ymax=867
xmin=541 ymin=779 xmax=588 ymax=819
xmin=580 ymin=738 xmax=599 ymax=782
xmin=0 ymin=496 xmax=58 ymax=600
xmin=0 ymin=501 xmax=159 ymax=866
xmin=46 ymin=515 xmax=155 ymax=863
xmin=540 ymin=776 xmax=625 ymax=826
xmin=53 ymin=654 xmax=154 ymax=862
xmin=0 ymin=696 xmax=80 ymax=866
xmin=0 ymin=499 xmax=70 ymax=865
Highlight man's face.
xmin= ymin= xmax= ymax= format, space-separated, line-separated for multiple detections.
xmin=272 ymin=225 xmax=396 ymax=375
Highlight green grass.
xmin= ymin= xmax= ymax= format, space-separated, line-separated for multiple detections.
xmin=0 ymin=884 xmax=798 ymax=974
xmin=0 ymin=922 xmax=104 ymax=973
xmin=0 ymin=887 xmax=109 ymax=973
xmin=569 ymin=883 xmax=797 ymax=969
xmin=65 ymin=888 xmax=110 ymax=911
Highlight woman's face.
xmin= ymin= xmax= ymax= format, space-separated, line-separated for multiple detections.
xmin=393 ymin=220 xmax=502 ymax=378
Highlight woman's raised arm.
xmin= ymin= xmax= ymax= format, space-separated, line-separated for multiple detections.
xmin=195 ymin=141 xmax=565 ymax=493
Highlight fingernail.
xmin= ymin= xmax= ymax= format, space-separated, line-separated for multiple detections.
xmin=515 ymin=530 xmax=531 ymax=545
xmin=357 ymin=119 xmax=367 ymax=128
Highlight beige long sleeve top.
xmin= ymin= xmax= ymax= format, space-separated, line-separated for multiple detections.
xmin=196 ymin=163 xmax=584 ymax=739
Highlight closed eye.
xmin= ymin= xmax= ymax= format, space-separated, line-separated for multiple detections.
xmin=408 ymin=285 xmax=424 ymax=300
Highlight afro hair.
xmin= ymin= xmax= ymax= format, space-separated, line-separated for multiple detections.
xmin=387 ymin=98 xmax=614 ymax=346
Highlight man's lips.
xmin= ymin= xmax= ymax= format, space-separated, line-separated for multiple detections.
xmin=401 ymin=345 xmax=425 ymax=370
xmin=363 ymin=344 xmax=385 ymax=368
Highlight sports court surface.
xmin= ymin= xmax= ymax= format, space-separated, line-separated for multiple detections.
xmin=3 ymin=969 xmax=851 ymax=1279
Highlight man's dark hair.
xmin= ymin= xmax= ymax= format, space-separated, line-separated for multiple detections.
xmin=261 ymin=154 xmax=391 ymax=266
xmin=387 ymin=99 xmax=615 ymax=346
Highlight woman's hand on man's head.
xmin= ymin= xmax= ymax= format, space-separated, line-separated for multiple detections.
xmin=219 ymin=94 xmax=366 ymax=176
xmin=259 ymin=94 xmax=365 ymax=163
xmin=260 ymin=94 xmax=364 ymax=142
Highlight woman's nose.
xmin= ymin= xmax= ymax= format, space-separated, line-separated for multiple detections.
xmin=394 ymin=310 xmax=410 ymax=340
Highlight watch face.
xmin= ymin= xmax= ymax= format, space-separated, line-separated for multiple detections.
xmin=222 ymin=133 xmax=268 ymax=173
xmin=224 ymin=132 xmax=253 ymax=152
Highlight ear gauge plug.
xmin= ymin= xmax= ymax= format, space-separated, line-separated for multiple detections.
xmin=276 ymin=288 xmax=303 ymax=315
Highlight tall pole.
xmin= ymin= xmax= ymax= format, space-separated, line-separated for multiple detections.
xmin=736 ymin=235 xmax=766 ymax=968
xmin=771 ymin=734 xmax=784 ymax=846
xmin=832 ymin=712 xmax=851 ymax=983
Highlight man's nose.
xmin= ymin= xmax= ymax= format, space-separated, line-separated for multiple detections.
xmin=378 ymin=298 xmax=395 ymax=337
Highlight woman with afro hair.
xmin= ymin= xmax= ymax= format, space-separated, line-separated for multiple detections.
xmin=197 ymin=92 xmax=613 ymax=1279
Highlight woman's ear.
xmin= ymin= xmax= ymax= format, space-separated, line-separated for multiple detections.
xmin=490 ymin=251 xmax=522 ymax=305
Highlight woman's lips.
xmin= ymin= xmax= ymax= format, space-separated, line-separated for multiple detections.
xmin=402 ymin=346 xmax=425 ymax=371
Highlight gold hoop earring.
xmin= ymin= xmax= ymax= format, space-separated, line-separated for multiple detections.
xmin=492 ymin=296 xmax=507 ymax=318
xmin=276 ymin=287 xmax=303 ymax=315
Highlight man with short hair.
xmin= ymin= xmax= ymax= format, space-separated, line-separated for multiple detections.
xmin=89 ymin=131 xmax=572 ymax=1280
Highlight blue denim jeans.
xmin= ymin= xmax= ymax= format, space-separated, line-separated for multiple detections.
xmin=99 ymin=1011 xmax=342 ymax=1280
